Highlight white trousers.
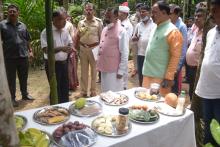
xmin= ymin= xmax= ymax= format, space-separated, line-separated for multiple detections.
xmin=101 ymin=72 xmax=123 ymax=93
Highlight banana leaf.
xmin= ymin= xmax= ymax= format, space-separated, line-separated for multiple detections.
xmin=210 ymin=119 xmax=220 ymax=145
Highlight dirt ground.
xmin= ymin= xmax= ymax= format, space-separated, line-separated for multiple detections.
xmin=14 ymin=60 xmax=190 ymax=112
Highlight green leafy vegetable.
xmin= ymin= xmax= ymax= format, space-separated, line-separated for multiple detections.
xmin=210 ymin=119 xmax=220 ymax=145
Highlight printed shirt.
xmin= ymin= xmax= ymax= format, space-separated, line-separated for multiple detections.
xmin=186 ymin=29 xmax=203 ymax=66
xmin=0 ymin=19 xmax=31 ymax=59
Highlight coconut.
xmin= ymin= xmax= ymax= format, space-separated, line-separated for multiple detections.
xmin=164 ymin=93 xmax=178 ymax=108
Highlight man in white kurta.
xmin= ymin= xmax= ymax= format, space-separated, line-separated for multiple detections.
xmin=118 ymin=4 xmax=133 ymax=89
xmin=97 ymin=8 xmax=129 ymax=92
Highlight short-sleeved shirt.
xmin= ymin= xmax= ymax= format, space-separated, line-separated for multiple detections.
xmin=186 ymin=29 xmax=203 ymax=66
xmin=40 ymin=25 xmax=73 ymax=61
xmin=195 ymin=26 xmax=220 ymax=99
xmin=0 ymin=19 xmax=31 ymax=59
xmin=133 ymin=19 xmax=156 ymax=56
xmin=78 ymin=17 xmax=103 ymax=45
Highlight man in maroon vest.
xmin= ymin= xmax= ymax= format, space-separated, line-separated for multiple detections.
xmin=97 ymin=7 xmax=129 ymax=92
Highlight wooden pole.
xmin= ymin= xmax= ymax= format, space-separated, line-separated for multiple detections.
xmin=45 ymin=0 xmax=58 ymax=105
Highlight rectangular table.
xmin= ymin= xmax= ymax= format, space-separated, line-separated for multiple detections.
xmin=15 ymin=88 xmax=196 ymax=147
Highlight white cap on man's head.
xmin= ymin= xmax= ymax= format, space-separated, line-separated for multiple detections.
xmin=119 ymin=2 xmax=130 ymax=13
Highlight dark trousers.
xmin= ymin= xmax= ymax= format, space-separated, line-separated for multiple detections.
xmin=202 ymin=98 xmax=220 ymax=146
xmin=184 ymin=59 xmax=191 ymax=82
xmin=188 ymin=66 xmax=197 ymax=100
xmin=171 ymin=70 xmax=181 ymax=95
xmin=45 ymin=60 xmax=69 ymax=103
xmin=5 ymin=58 xmax=29 ymax=100
xmin=137 ymin=55 xmax=145 ymax=87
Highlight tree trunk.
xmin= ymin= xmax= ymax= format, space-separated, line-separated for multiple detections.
xmin=45 ymin=0 xmax=58 ymax=105
xmin=63 ymin=0 xmax=68 ymax=11
xmin=0 ymin=34 xmax=19 ymax=146
xmin=190 ymin=0 xmax=211 ymax=146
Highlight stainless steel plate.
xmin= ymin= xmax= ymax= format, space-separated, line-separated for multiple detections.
xmin=15 ymin=115 xmax=27 ymax=131
xmin=100 ymin=94 xmax=129 ymax=106
xmin=154 ymin=101 xmax=186 ymax=117
xmin=52 ymin=127 xmax=97 ymax=147
xmin=69 ymin=100 xmax=102 ymax=117
xmin=134 ymin=88 xmax=160 ymax=102
xmin=91 ymin=115 xmax=132 ymax=137
xmin=128 ymin=110 xmax=160 ymax=124
xmin=33 ymin=106 xmax=70 ymax=125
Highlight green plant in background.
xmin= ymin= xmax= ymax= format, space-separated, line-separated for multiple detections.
xmin=204 ymin=119 xmax=220 ymax=147
xmin=68 ymin=4 xmax=83 ymax=26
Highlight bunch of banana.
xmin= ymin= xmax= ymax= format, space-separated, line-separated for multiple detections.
xmin=19 ymin=128 xmax=50 ymax=147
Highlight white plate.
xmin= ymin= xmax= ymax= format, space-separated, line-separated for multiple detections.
xmin=154 ymin=101 xmax=185 ymax=117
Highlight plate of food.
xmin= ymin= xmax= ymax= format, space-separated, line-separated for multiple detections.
xmin=14 ymin=115 xmax=27 ymax=131
xmin=69 ymin=98 xmax=102 ymax=117
xmin=154 ymin=101 xmax=186 ymax=117
xmin=19 ymin=128 xmax=51 ymax=147
xmin=52 ymin=121 xmax=97 ymax=147
xmin=91 ymin=115 xmax=131 ymax=137
xmin=99 ymin=91 xmax=129 ymax=106
xmin=33 ymin=106 xmax=70 ymax=125
xmin=134 ymin=88 xmax=160 ymax=101
xmin=128 ymin=105 xmax=159 ymax=124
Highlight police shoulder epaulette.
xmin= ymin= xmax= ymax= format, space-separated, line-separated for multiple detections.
xmin=95 ymin=17 xmax=102 ymax=22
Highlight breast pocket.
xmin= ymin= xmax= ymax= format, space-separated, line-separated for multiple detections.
xmin=89 ymin=25 xmax=99 ymax=36
xmin=18 ymin=29 xmax=28 ymax=40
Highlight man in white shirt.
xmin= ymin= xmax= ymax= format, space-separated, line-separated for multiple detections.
xmin=118 ymin=3 xmax=133 ymax=90
xmin=129 ymin=3 xmax=143 ymax=77
xmin=41 ymin=8 xmax=73 ymax=103
xmin=195 ymin=0 xmax=220 ymax=145
xmin=132 ymin=5 xmax=156 ymax=86
xmin=97 ymin=7 xmax=129 ymax=92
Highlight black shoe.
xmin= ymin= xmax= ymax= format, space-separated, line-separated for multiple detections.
xmin=12 ymin=100 xmax=19 ymax=107
xmin=22 ymin=95 xmax=35 ymax=100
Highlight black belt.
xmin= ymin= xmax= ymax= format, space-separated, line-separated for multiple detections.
xmin=80 ymin=42 xmax=99 ymax=48
xmin=45 ymin=59 xmax=67 ymax=64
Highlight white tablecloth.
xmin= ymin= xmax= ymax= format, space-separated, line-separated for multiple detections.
xmin=15 ymin=88 xmax=196 ymax=147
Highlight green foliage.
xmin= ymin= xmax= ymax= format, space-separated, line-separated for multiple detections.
xmin=68 ymin=4 xmax=84 ymax=26
xmin=210 ymin=119 xmax=220 ymax=145
xmin=204 ymin=143 xmax=215 ymax=147
xmin=204 ymin=119 xmax=220 ymax=147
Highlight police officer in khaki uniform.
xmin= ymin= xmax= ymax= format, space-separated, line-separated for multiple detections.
xmin=75 ymin=2 xmax=103 ymax=97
